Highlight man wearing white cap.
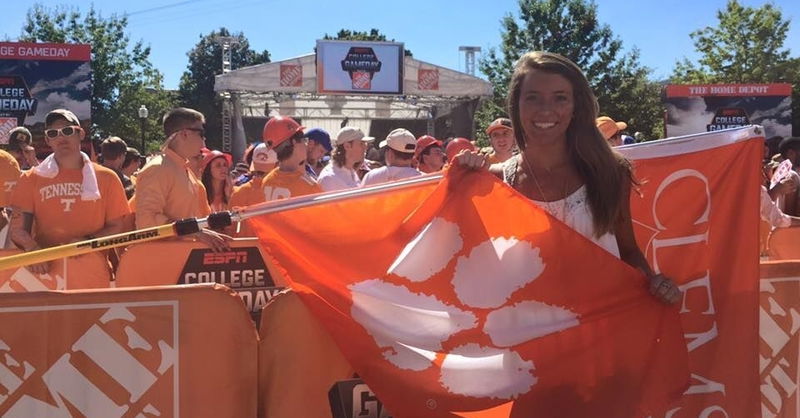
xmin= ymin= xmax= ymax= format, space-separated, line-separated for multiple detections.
xmin=361 ymin=128 xmax=422 ymax=186
xmin=317 ymin=126 xmax=374 ymax=191
xmin=229 ymin=143 xmax=278 ymax=236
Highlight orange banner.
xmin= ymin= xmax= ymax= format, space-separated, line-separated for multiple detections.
xmin=0 ymin=250 xmax=111 ymax=291
xmin=0 ymin=284 xmax=257 ymax=417
xmin=258 ymin=290 xmax=355 ymax=418
xmin=620 ymin=127 xmax=763 ymax=416
xmin=116 ymin=239 xmax=287 ymax=318
xmin=251 ymin=166 xmax=689 ymax=417
xmin=760 ymin=260 xmax=800 ymax=417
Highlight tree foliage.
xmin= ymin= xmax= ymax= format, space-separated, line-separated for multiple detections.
xmin=323 ymin=29 xmax=413 ymax=56
xmin=21 ymin=4 xmax=174 ymax=145
xmin=672 ymin=0 xmax=798 ymax=135
xmin=178 ymin=28 xmax=270 ymax=150
xmin=477 ymin=0 xmax=664 ymax=141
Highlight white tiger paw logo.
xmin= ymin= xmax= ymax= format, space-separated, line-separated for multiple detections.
xmin=349 ymin=218 xmax=580 ymax=400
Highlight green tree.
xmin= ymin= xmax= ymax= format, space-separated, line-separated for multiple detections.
xmin=323 ymin=29 xmax=413 ymax=56
xmin=477 ymin=0 xmax=664 ymax=142
xmin=672 ymin=0 xmax=798 ymax=135
xmin=21 ymin=4 xmax=174 ymax=145
xmin=178 ymin=28 xmax=270 ymax=150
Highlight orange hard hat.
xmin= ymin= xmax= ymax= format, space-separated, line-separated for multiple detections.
xmin=262 ymin=116 xmax=304 ymax=147
xmin=445 ymin=137 xmax=476 ymax=162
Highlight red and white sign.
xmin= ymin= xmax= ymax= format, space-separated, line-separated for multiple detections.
xmin=417 ymin=69 xmax=439 ymax=91
xmin=279 ymin=64 xmax=302 ymax=87
xmin=666 ymin=83 xmax=792 ymax=97
xmin=0 ymin=42 xmax=91 ymax=61
xmin=351 ymin=71 xmax=371 ymax=90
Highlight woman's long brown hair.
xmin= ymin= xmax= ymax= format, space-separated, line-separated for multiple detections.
xmin=507 ymin=51 xmax=632 ymax=237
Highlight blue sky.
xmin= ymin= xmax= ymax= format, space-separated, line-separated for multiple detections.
xmin=1 ymin=0 xmax=798 ymax=89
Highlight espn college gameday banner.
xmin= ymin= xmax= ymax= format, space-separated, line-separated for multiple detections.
xmin=116 ymin=239 xmax=287 ymax=319
xmin=664 ymin=84 xmax=791 ymax=139
xmin=251 ymin=169 xmax=689 ymax=417
xmin=0 ymin=284 xmax=257 ymax=417
xmin=0 ymin=42 xmax=91 ymax=144
xmin=316 ymin=40 xmax=404 ymax=95
xmin=619 ymin=126 xmax=763 ymax=416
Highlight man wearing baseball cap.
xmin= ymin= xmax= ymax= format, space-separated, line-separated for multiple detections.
xmin=229 ymin=143 xmax=279 ymax=236
xmin=318 ymin=126 xmax=374 ymax=191
xmin=415 ymin=135 xmax=445 ymax=174
xmin=9 ymin=109 xmax=131 ymax=274
xmin=362 ymin=128 xmax=422 ymax=186
xmin=260 ymin=116 xmax=322 ymax=201
xmin=485 ymin=117 xmax=515 ymax=164
xmin=305 ymin=128 xmax=332 ymax=178
xmin=596 ymin=116 xmax=627 ymax=147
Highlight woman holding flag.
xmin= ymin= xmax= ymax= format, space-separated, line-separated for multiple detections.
xmin=458 ymin=51 xmax=680 ymax=305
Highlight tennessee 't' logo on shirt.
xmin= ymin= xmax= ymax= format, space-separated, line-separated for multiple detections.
xmin=39 ymin=182 xmax=82 ymax=212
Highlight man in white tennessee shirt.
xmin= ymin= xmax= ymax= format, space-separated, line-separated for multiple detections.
xmin=317 ymin=126 xmax=374 ymax=191
xmin=362 ymin=128 xmax=422 ymax=186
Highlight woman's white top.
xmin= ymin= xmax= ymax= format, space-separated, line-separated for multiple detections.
xmin=502 ymin=157 xmax=620 ymax=258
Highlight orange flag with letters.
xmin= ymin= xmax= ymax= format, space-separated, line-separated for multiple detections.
xmin=251 ymin=166 xmax=690 ymax=417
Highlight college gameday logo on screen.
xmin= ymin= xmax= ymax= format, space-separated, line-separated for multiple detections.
xmin=0 ymin=301 xmax=178 ymax=416
xmin=341 ymin=47 xmax=382 ymax=90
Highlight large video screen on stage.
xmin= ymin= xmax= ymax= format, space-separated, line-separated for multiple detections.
xmin=316 ymin=40 xmax=404 ymax=95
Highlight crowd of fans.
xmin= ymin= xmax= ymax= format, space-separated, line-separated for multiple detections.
xmin=0 ymin=102 xmax=651 ymax=274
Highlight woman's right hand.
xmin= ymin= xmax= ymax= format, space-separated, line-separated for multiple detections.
xmin=454 ymin=151 xmax=488 ymax=171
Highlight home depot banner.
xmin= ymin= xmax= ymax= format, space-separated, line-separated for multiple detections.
xmin=619 ymin=126 xmax=762 ymax=416
xmin=0 ymin=42 xmax=91 ymax=145
xmin=664 ymin=83 xmax=791 ymax=138
xmin=0 ymin=284 xmax=257 ymax=417
xmin=759 ymin=261 xmax=800 ymax=417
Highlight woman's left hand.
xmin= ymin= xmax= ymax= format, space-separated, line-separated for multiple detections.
xmin=647 ymin=274 xmax=682 ymax=305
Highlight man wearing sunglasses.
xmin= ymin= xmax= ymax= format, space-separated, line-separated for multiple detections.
xmin=134 ymin=107 xmax=230 ymax=252
xmin=9 ymin=109 xmax=132 ymax=275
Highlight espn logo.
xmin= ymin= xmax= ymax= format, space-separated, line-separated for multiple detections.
xmin=202 ymin=251 xmax=247 ymax=265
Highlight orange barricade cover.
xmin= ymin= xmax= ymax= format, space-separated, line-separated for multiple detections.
xmin=258 ymin=290 xmax=355 ymax=418
xmin=621 ymin=129 xmax=763 ymax=415
xmin=116 ymin=238 xmax=287 ymax=319
xmin=0 ymin=284 xmax=257 ymax=417
xmin=0 ymin=249 xmax=111 ymax=292
xmin=768 ymin=226 xmax=800 ymax=260
xmin=760 ymin=260 xmax=800 ymax=417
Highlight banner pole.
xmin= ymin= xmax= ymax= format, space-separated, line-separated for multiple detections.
xmin=230 ymin=173 xmax=443 ymax=223
xmin=0 ymin=173 xmax=443 ymax=271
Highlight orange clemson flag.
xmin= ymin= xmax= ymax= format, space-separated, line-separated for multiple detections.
xmin=250 ymin=168 xmax=689 ymax=418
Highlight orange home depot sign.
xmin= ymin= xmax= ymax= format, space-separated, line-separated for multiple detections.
xmin=418 ymin=68 xmax=439 ymax=91
xmin=0 ymin=250 xmax=111 ymax=292
xmin=0 ymin=284 xmax=257 ymax=417
xmin=279 ymin=64 xmax=302 ymax=87
xmin=760 ymin=261 xmax=800 ymax=417
xmin=620 ymin=127 xmax=763 ymax=416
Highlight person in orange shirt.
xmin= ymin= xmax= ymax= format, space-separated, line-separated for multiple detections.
xmin=261 ymin=116 xmax=322 ymax=201
xmin=0 ymin=149 xmax=21 ymax=232
xmin=134 ymin=107 xmax=230 ymax=252
xmin=9 ymin=109 xmax=131 ymax=274
xmin=229 ymin=143 xmax=277 ymax=236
